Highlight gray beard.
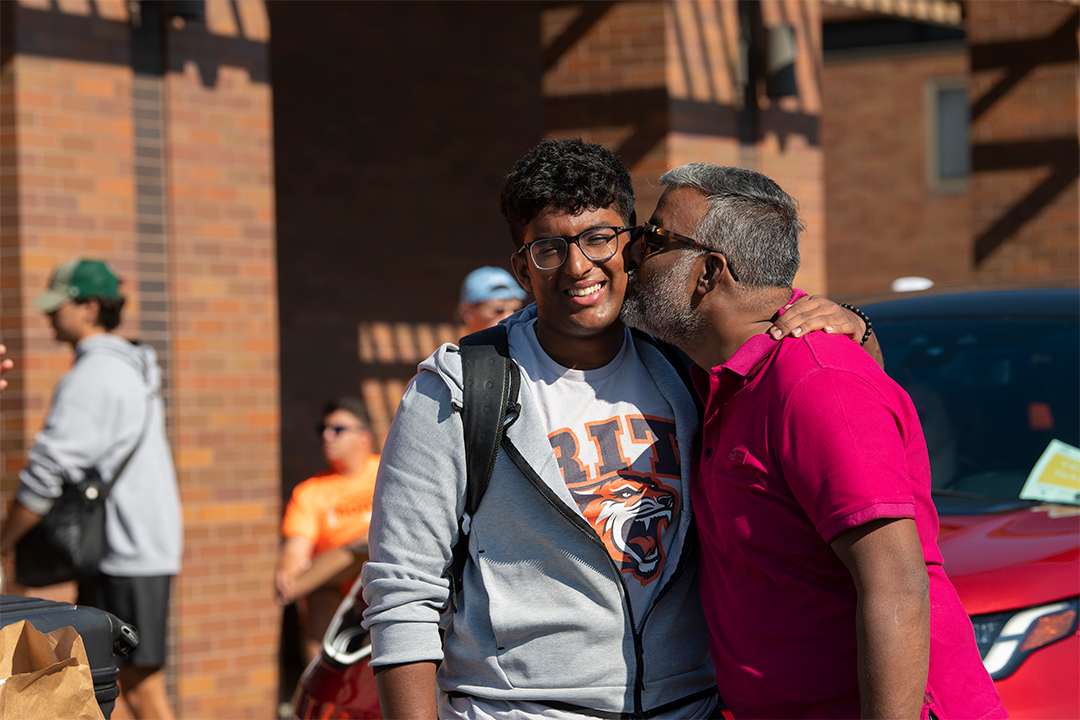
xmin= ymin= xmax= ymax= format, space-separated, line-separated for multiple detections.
xmin=621 ymin=253 xmax=706 ymax=352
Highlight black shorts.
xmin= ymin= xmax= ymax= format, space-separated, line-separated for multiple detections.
xmin=77 ymin=573 xmax=172 ymax=669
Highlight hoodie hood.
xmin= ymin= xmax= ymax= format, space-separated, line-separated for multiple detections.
xmin=418 ymin=302 xmax=540 ymax=408
xmin=75 ymin=333 xmax=161 ymax=392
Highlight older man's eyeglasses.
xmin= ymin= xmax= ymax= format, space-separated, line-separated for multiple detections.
xmin=518 ymin=226 xmax=635 ymax=270
xmin=632 ymin=224 xmax=740 ymax=282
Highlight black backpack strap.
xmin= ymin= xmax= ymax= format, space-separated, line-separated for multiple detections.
xmin=448 ymin=325 xmax=519 ymax=610
xmin=459 ymin=325 xmax=518 ymax=518
xmin=96 ymin=392 xmax=156 ymax=503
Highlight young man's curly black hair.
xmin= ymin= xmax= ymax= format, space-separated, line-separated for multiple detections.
xmin=500 ymin=138 xmax=636 ymax=247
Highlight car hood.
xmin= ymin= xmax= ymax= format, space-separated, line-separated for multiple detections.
xmin=937 ymin=505 xmax=1080 ymax=615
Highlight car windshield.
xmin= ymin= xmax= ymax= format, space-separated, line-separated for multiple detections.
xmin=872 ymin=315 xmax=1079 ymax=514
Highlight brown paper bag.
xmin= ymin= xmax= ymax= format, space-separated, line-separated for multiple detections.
xmin=0 ymin=619 xmax=105 ymax=720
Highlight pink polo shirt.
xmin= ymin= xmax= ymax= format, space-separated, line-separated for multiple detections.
xmin=691 ymin=291 xmax=1005 ymax=720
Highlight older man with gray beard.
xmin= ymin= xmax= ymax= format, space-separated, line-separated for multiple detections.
xmin=620 ymin=164 xmax=1004 ymax=720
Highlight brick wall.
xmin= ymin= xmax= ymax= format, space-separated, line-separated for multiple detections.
xmin=164 ymin=3 xmax=279 ymax=717
xmin=745 ymin=0 xmax=825 ymax=294
xmin=823 ymin=46 xmax=971 ymax=294
xmin=269 ymin=1 xmax=544 ymax=490
xmin=542 ymin=2 xmax=670 ymax=220
xmin=824 ymin=2 xmax=1078 ymax=296
xmin=0 ymin=2 xmax=280 ymax=718
xmin=270 ymin=0 xmax=827 ymax=491
xmin=967 ymin=0 xmax=1079 ymax=282
xmin=543 ymin=0 xmax=826 ymax=293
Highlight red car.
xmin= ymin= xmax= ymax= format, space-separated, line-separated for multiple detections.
xmin=291 ymin=581 xmax=381 ymax=720
xmin=295 ymin=287 xmax=1079 ymax=719
xmin=937 ymin=507 xmax=1078 ymax=718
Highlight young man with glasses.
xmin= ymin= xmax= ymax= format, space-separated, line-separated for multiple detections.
xmin=361 ymin=139 xmax=872 ymax=719
xmin=620 ymin=164 xmax=1002 ymax=720
xmin=276 ymin=396 xmax=379 ymax=665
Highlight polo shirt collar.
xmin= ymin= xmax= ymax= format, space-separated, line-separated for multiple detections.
xmin=690 ymin=288 xmax=806 ymax=403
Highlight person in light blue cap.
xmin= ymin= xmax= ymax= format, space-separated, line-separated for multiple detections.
xmin=456 ymin=265 xmax=527 ymax=334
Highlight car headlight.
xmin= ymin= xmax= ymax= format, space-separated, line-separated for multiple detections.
xmin=971 ymin=597 xmax=1079 ymax=680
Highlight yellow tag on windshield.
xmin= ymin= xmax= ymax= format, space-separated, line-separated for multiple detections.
xmin=1020 ymin=440 xmax=1080 ymax=505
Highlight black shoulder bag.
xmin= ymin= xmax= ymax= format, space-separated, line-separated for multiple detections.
xmin=15 ymin=394 xmax=155 ymax=587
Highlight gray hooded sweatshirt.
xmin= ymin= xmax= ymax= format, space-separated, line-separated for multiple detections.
xmin=361 ymin=307 xmax=716 ymax=716
xmin=18 ymin=333 xmax=183 ymax=577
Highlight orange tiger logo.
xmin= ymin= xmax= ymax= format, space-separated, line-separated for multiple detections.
xmin=568 ymin=471 xmax=677 ymax=584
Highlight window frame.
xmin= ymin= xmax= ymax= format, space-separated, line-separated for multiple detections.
xmin=926 ymin=77 xmax=971 ymax=194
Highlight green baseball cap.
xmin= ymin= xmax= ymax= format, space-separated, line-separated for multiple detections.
xmin=32 ymin=259 xmax=121 ymax=313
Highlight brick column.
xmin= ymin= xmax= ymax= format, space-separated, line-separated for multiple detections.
xmin=163 ymin=3 xmax=280 ymax=717
xmin=542 ymin=0 xmax=825 ymax=293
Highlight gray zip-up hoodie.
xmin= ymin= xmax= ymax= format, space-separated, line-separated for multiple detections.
xmin=361 ymin=308 xmax=716 ymax=715
xmin=18 ymin=333 xmax=183 ymax=577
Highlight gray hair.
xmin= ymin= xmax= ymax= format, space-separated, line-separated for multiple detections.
xmin=659 ymin=164 xmax=802 ymax=287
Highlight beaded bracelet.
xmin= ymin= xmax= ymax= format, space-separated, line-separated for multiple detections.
xmin=838 ymin=303 xmax=873 ymax=345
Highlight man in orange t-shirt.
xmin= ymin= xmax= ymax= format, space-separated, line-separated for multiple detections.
xmin=275 ymin=396 xmax=379 ymax=664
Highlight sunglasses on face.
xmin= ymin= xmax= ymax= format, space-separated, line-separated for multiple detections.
xmin=632 ymin=224 xmax=740 ymax=282
xmin=316 ymin=424 xmax=363 ymax=437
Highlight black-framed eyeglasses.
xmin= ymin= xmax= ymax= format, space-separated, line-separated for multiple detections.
xmin=632 ymin=224 xmax=740 ymax=282
xmin=518 ymin=226 xmax=634 ymax=270
xmin=316 ymin=423 xmax=363 ymax=437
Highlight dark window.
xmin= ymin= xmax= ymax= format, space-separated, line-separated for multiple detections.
xmin=936 ymin=86 xmax=970 ymax=180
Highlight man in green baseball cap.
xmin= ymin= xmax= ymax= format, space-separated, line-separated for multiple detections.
xmin=4 ymin=257 xmax=183 ymax=720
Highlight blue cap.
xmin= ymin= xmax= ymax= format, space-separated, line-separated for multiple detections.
xmin=460 ymin=266 xmax=526 ymax=305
